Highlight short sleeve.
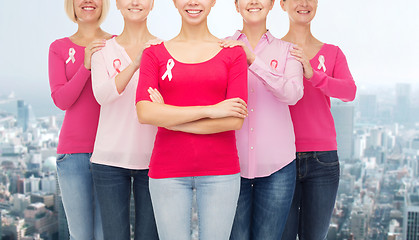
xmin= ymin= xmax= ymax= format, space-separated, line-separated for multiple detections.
xmin=136 ymin=46 xmax=160 ymax=103
xmin=226 ymin=47 xmax=248 ymax=103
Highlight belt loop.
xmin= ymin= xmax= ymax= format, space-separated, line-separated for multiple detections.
xmin=313 ymin=151 xmax=317 ymax=158
xmin=296 ymin=152 xmax=301 ymax=160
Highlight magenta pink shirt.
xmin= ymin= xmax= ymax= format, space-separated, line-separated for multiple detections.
xmin=289 ymin=44 xmax=356 ymax=152
xmin=48 ymin=38 xmax=100 ymax=154
xmin=231 ymin=31 xmax=304 ymax=179
xmin=136 ymin=43 xmax=248 ymax=179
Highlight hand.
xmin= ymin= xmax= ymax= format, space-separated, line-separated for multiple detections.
xmin=133 ymin=38 xmax=164 ymax=68
xmin=84 ymin=39 xmax=106 ymax=70
xmin=219 ymin=39 xmax=255 ymax=65
xmin=206 ymin=98 xmax=248 ymax=119
xmin=290 ymin=45 xmax=313 ymax=79
xmin=148 ymin=87 xmax=164 ymax=104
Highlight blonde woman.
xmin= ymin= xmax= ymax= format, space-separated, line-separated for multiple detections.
xmin=280 ymin=0 xmax=356 ymax=239
xmin=48 ymin=0 xmax=112 ymax=238
xmin=90 ymin=0 xmax=160 ymax=239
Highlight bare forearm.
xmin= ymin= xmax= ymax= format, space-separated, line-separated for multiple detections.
xmin=137 ymin=97 xmax=248 ymax=128
xmin=169 ymin=117 xmax=244 ymax=134
xmin=115 ymin=63 xmax=139 ymax=94
xmin=136 ymin=101 xmax=209 ymax=127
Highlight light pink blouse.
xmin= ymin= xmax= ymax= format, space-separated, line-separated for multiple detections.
xmin=91 ymin=38 xmax=156 ymax=170
xmin=232 ymin=31 xmax=304 ymax=179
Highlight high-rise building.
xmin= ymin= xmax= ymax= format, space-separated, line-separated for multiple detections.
xmin=24 ymin=202 xmax=58 ymax=237
xmin=331 ymin=101 xmax=355 ymax=161
xmin=350 ymin=209 xmax=368 ymax=240
xmin=353 ymin=132 xmax=367 ymax=160
xmin=11 ymin=193 xmax=31 ymax=214
xmin=30 ymin=193 xmax=55 ymax=208
xmin=40 ymin=174 xmax=56 ymax=194
xmin=404 ymin=194 xmax=419 ymax=240
xmin=20 ymin=175 xmax=41 ymax=194
xmin=358 ymin=94 xmax=377 ymax=123
xmin=17 ymin=100 xmax=29 ymax=132
xmin=394 ymin=83 xmax=411 ymax=126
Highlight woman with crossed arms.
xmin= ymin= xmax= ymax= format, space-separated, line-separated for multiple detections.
xmin=136 ymin=0 xmax=248 ymax=239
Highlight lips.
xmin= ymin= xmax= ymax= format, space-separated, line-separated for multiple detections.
xmin=186 ymin=9 xmax=202 ymax=14
xmin=81 ymin=6 xmax=96 ymax=11
xmin=297 ymin=10 xmax=310 ymax=14
xmin=248 ymin=8 xmax=262 ymax=12
xmin=129 ymin=8 xmax=143 ymax=12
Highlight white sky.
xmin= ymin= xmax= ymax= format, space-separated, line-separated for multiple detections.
xmin=0 ymin=0 xmax=418 ymax=116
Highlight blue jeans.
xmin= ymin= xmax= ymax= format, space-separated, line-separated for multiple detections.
xmin=56 ymin=153 xmax=103 ymax=240
xmin=282 ymin=151 xmax=340 ymax=240
xmin=91 ymin=163 xmax=159 ymax=240
xmin=230 ymin=160 xmax=296 ymax=240
xmin=149 ymin=174 xmax=240 ymax=240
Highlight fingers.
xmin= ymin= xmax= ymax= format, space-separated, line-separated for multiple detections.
xmin=219 ymin=40 xmax=243 ymax=48
xmin=153 ymin=88 xmax=164 ymax=103
xmin=145 ymin=38 xmax=164 ymax=48
xmin=90 ymin=45 xmax=104 ymax=54
xmin=225 ymin=97 xmax=247 ymax=107
xmin=227 ymin=103 xmax=247 ymax=118
xmin=221 ymin=98 xmax=248 ymax=118
xmin=148 ymin=87 xmax=164 ymax=103
xmin=290 ymin=50 xmax=307 ymax=65
xmin=292 ymin=45 xmax=302 ymax=51
xmin=149 ymin=93 xmax=158 ymax=103
xmin=292 ymin=56 xmax=304 ymax=63
xmin=85 ymin=39 xmax=106 ymax=55
xmin=233 ymin=105 xmax=248 ymax=118
xmin=224 ymin=98 xmax=248 ymax=116
xmin=149 ymin=38 xmax=164 ymax=45
xmin=290 ymin=49 xmax=303 ymax=58
xmin=87 ymin=39 xmax=106 ymax=50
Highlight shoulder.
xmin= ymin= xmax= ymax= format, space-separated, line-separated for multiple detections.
xmin=321 ymin=43 xmax=348 ymax=61
xmin=49 ymin=37 xmax=71 ymax=52
xmin=218 ymin=47 xmax=247 ymax=70
xmin=96 ymin=38 xmax=118 ymax=56
xmin=272 ymin=37 xmax=295 ymax=53
xmin=321 ymin=43 xmax=341 ymax=55
xmin=221 ymin=46 xmax=246 ymax=59
xmin=143 ymin=43 xmax=166 ymax=61
xmin=144 ymin=43 xmax=164 ymax=55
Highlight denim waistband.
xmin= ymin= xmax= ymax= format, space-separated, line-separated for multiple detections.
xmin=296 ymin=151 xmax=331 ymax=158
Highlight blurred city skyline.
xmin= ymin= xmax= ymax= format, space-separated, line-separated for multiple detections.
xmin=0 ymin=0 xmax=418 ymax=116
xmin=1 ymin=82 xmax=419 ymax=239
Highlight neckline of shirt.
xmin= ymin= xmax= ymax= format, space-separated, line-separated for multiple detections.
xmin=160 ymin=43 xmax=225 ymax=65
xmin=309 ymin=43 xmax=328 ymax=62
xmin=109 ymin=37 xmax=133 ymax=64
xmin=65 ymin=37 xmax=86 ymax=48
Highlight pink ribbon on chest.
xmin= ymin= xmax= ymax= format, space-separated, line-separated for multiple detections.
xmin=270 ymin=59 xmax=278 ymax=70
xmin=110 ymin=59 xmax=122 ymax=78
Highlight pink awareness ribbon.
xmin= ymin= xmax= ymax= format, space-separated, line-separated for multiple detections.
xmin=66 ymin=48 xmax=76 ymax=64
xmin=317 ymin=55 xmax=326 ymax=72
xmin=270 ymin=59 xmax=278 ymax=70
xmin=110 ymin=59 xmax=122 ymax=78
xmin=161 ymin=59 xmax=175 ymax=81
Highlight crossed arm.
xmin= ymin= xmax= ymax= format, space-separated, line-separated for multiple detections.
xmin=136 ymin=88 xmax=248 ymax=134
